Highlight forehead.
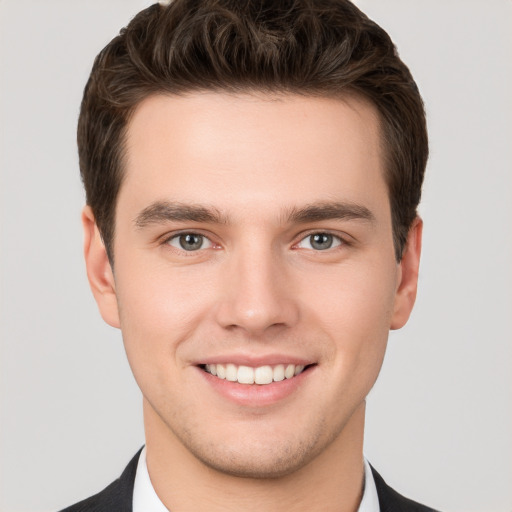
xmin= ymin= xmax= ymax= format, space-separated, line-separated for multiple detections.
xmin=121 ymin=92 xmax=386 ymax=218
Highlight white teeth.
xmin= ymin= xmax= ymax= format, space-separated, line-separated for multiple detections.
xmin=216 ymin=364 xmax=226 ymax=379
xmin=237 ymin=365 xmax=255 ymax=384
xmin=294 ymin=365 xmax=305 ymax=376
xmin=273 ymin=364 xmax=285 ymax=382
xmin=284 ymin=364 xmax=295 ymax=379
xmin=226 ymin=363 xmax=238 ymax=382
xmin=254 ymin=365 xmax=273 ymax=385
xmin=204 ymin=363 xmax=307 ymax=385
xmin=205 ymin=364 xmax=217 ymax=376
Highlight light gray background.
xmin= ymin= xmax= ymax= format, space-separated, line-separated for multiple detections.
xmin=1 ymin=1 xmax=511 ymax=511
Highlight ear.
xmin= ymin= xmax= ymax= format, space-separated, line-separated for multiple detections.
xmin=82 ymin=206 xmax=120 ymax=328
xmin=390 ymin=217 xmax=423 ymax=330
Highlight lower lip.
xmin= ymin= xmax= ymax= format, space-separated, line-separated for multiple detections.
xmin=197 ymin=366 xmax=315 ymax=407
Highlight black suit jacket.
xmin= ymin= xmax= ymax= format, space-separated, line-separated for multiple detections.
xmin=59 ymin=449 xmax=439 ymax=512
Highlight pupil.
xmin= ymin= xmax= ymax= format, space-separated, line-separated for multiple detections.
xmin=311 ymin=233 xmax=332 ymax=250
xmin=180 ymin=234 xmax=202 ymax=250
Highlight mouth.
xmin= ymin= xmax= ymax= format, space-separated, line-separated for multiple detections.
xmin=200 ymin=363 xmax=313 ymax=385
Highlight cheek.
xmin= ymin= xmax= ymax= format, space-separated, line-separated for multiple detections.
xmin=302 ymin=258 xmax=398 ymax=331
xmin=302 ymin=259 xmax=398 ymax=379
xmin=113 ymin=259 xmax=216 ymax=373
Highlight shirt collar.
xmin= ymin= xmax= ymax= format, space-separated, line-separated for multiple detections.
xmin=359 ymin=458 xmax=381 ymax=512
xmin=132 ymin=447 xmax=169 ymax=512
xmin=133 ymin=447 xmax=380 ymax=512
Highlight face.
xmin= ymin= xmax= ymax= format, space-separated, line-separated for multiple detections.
xmin=84 ymin=92 xmax=421 ymax=478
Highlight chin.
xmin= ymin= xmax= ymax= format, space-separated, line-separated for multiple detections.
xmin=179 ymin=422 xmax=329 ymax=480
xmin=193 ymin=444 xmax=318 ymax=479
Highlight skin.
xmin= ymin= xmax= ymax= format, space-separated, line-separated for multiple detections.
xmin=83 ymin=92 xmax=422 ymax=512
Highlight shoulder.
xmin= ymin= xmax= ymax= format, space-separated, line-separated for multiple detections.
xmin=371 ymin=465 xmax=440 ymax=512
xmin=58 ymin=479 xmax=126 ymax=512
xmin=58 ymin=449 xmax=142 ymax=512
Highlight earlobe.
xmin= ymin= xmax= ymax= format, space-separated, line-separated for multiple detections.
xmin=390 ymin=217 xmax=423 ymax=330
xmin=82 ymin=206 xmax=121 ymax=328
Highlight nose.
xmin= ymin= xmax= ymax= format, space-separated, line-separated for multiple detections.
xmin=214 ymin=245 xmax=300 ymax=337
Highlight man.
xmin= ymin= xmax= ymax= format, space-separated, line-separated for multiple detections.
xmin=61 ymin=0 xmax=436 ymax=510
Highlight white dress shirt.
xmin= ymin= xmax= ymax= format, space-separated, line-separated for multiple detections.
xmin=133 ymin=446 xmax=380 ymax=512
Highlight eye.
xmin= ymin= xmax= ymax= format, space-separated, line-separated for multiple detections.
xmin=296 ymin=232 xmax=343 ymax=251
xmin=166 ymin=233 xmax=213 ymax=251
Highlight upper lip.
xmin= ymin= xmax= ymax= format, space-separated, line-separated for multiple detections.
xmin=194 ymin=353 xmax=315 ymax=367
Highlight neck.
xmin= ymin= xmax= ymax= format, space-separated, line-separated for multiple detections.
xmin=144 ymin=400 xmax=366 ymax=512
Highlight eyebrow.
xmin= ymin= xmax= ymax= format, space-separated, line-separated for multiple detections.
xmin=285 ymin=201 xmax=376 ymax=225
xmin=134 ymin=201 xmax=227 ymax=229
xmin=134 ymin=200 xmax=375 ymax=229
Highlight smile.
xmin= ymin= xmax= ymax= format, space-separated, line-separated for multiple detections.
xmin=203 ymin=363 xmax=307 ymax=385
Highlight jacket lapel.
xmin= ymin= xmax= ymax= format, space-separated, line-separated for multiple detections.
xmin=371 ymin=465 xmax=439 ymax=512
xmin=59 ymin=448 xmax=142 ymax=512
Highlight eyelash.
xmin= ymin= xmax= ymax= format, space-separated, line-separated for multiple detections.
xmin=293 ymin=231 xmax=347 ymax=251
xmin=163 ymin=231 xmax=217 ymax=253
xmin=161 ymin=230 xmax=349 ymax=254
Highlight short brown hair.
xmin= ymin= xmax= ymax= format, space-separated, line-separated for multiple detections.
xmin=78 ymin=0 xmax=428 ymax=262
